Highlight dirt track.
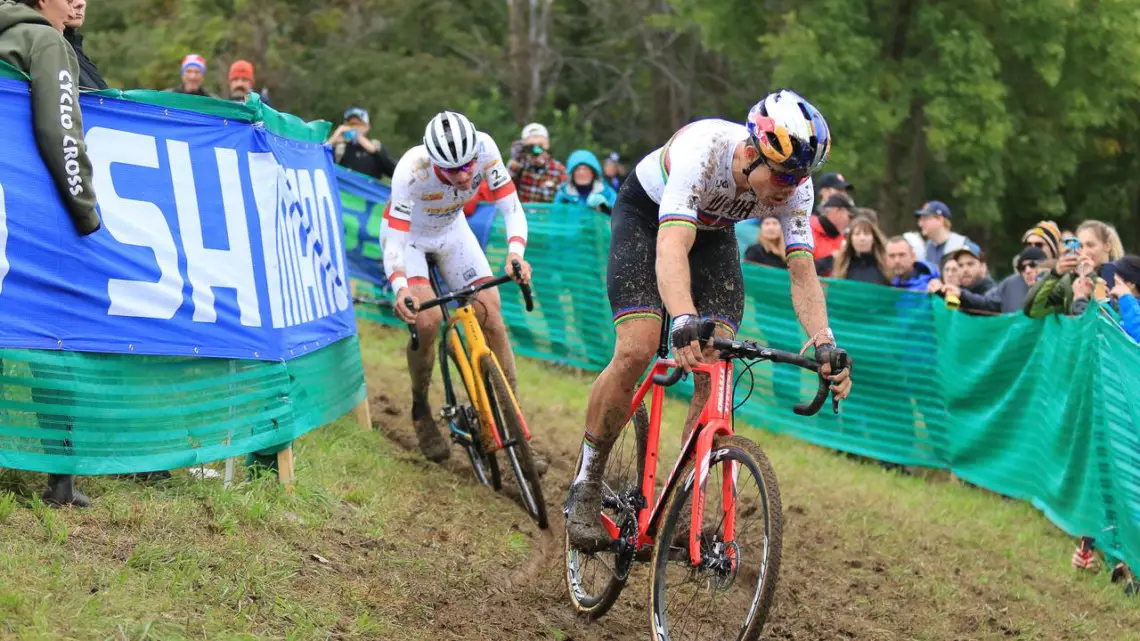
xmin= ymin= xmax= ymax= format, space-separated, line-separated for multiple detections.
xmin=361 ymin=323 xmax=1137 ymax=641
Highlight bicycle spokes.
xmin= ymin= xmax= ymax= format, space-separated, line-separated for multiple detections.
xmin=650 ymin=437 xmax=782 ymax=641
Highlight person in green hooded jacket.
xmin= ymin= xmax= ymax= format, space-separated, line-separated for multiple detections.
xmin=0 ymin=0 xmax=100 ymax=236
xmin=0 ymin=0 xmax=101 ymax=508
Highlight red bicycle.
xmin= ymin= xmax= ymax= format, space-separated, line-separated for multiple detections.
xmin=564 ymin=319 xmax=847 ymax=640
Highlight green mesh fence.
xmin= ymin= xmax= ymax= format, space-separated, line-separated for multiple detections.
xmin=467 ymin=204 xmax=1140 ymax=568
xmin=0 ymin=336 xmax=366 ymax=475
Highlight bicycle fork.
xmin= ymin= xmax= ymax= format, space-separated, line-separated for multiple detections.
xmin=688 ymin=361 xmax=737 ymax=568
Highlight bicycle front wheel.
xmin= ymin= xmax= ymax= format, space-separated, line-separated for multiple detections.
xmin=648 ymin=435 xmax=783 ymax=641
xmin=481 ymin=354 xmax=548 ymax=529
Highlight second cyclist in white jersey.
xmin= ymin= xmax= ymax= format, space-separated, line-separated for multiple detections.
xmin=381 ymin=111 xmax=531 ymax=463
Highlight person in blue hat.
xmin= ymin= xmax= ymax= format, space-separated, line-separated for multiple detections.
xmin=914 ymin=200 xmax=975 ymax=268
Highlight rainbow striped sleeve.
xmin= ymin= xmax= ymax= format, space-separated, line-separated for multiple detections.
xmin=659 ymin=214 xmax=697 ymax=230
xmin=786 ymin=243 xmax=814 ymax=262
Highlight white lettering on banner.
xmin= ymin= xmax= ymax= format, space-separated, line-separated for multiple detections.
xmin=167 ymin=141 xmax=262 ymax=327
xmin=249 ymin=153 xmax=345 ymax=329
xmin=313 ymin=169 xmax=350 ymax=312
xmin=282 ymin=169 xmax=313 ymax=324
xmin=0 ymin=182 xmax=8 ymax=294
xmin=87 ymin=127 xmax=184 ymax=319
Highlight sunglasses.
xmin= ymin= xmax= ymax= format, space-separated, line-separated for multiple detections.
xmin=528 ymin=144 xmax=547 ymax=156
xmin=1018 ymin=260 xmax=1039 ymax=272
xmin=1027 ymin=241 xmax=1047 ymax=250
xmin=439 ymin=159 xmax=477 ymax=175
xmin=755 ymin=156 xmax=808 ymax=187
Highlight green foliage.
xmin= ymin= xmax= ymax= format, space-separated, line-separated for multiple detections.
xmin=82 ymin=0 xmax=1140 ymax=265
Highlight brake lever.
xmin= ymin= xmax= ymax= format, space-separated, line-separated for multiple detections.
xmin=404 ymin=296 xmax=419 ymax=351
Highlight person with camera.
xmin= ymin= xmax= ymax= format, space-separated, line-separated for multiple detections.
xmin=507 ymin=122 xmax=567 ymax=203
xmin=1024 ymin=219 xmax=1124 ymax=318
xmin=327 ymin=107 xmax=397 ymax=181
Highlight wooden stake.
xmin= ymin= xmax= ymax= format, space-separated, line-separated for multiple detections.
xmin=277 ymin=447 xmax=295 ymax=491
xmin=353 ymin=397 xmax=373 ymax=430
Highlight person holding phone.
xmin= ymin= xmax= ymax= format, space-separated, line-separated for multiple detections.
xmin=327 ymin=107 xmax=397 ymax=181
xmin=1024 ymin=219 xmax=1125 ymax=318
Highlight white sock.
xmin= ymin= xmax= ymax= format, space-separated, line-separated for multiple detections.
xmin=573 ymin=432 xmax=602 ymax=485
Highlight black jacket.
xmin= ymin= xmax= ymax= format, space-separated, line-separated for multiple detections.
xmin=844 ymin=253 xmax=889 ymax=285
xmin=62 ymin=28 xmax=106 ymax=90
xmin=965 ymin=275 xmax=996 ymax=296
xmin=335 ymin=140 xmax=397 ymax=181
xmin=743 ymin=243 xmax=786 ymax=268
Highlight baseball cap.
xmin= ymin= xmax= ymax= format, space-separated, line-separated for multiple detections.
xmin=181 ymin=54 xmax=206 ymax=74
xmin=915 ymin=200 xmax=952 ymax=219
xmin=229 ymin=60 xmax=254 ymax=82
xmin=1111 ymin=255 xmax=1140 ymax=285
xmin=821 ymin=194 xmax=855 ymax=210
xmin=343 ymin=107 xmax=369 ymax=124
xmin=948 ymin=243 xmax=984 ymax=262
xmin=521 ymin=123 xmax=549 ymax=140
xmin=817 ymin=172 xmax=853 ymax=191
xmin=1017 ymin=245 xmax=1047 ymax=267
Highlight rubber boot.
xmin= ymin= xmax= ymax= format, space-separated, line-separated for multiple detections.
xmin=42 ymin=474 xmax=90 ymax=508
xmin=564 ymin=480 xmax=612 ymax=553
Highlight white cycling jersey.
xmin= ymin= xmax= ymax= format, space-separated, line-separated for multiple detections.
xmin=634 ymin=119 xmax=815 ymax=255
xmin=381 ymin=132 xmax=528 ymax=293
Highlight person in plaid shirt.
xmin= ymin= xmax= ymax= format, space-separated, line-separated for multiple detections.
xmin=508 ymin=123 xmax=568 ymax=203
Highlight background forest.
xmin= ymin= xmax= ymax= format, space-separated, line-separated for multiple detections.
xmin=84 ymin=0 xmax=1140 ymax=264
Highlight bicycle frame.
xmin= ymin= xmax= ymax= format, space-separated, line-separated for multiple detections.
xmin=599 ymin=357 xmax=739 ymax=566
xmin=440 ymin=303 xmax=532 ymax=452
xmin=426 ymin=261 xmax=531 ymax=455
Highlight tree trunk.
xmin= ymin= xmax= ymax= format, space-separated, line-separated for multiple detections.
xmin=506 ymin=0 xmax=554 ymax=124
xmin=877 ymin=0 xmax=922 ymax=233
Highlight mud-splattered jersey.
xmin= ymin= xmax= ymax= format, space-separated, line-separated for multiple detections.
xmin=634 ymin=119 xmax=814 ymax=255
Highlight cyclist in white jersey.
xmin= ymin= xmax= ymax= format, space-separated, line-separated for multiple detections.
xmin=565 ymin=90 xmax=854 ymax=552
xmin=381 ymin=111 xmax=531 ymax=462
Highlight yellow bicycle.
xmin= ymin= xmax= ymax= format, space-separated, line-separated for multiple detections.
xmin=404 ymin=259 xmax=548 ymax=528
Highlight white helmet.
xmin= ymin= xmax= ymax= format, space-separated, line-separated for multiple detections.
xmin=423 ymin=111 xmax=478 ymax=169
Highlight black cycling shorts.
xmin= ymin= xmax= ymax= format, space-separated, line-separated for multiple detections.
xmin=606 ymin=172 xmax=744 ymax=335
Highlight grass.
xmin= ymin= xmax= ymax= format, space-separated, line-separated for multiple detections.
xmin=0 ymin=319 xmax=1134 ymax=640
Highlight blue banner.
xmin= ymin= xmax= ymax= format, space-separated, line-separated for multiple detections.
xmin=336 ymin=166 xmax=499 ymax=288
xmin=0 ymin=79 xmax=354 ymax=361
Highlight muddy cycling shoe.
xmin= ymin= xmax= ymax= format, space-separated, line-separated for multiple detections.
xmin=565 ymin=481 xmax=612 ymax=553
xmin=42 ymin=474 xmax=90 ymax=508
xmin=413 ymin=413 xmax=451 ymax=463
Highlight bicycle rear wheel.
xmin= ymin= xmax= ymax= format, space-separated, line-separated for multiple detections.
xmin=648 ymin=435 xmax=783 ymax=641
xmin=565 ymin=402 xmax=648 ymax=620
xmin=445 ymin=347 xmax=500 ymax=489
xmin=481 ymin=354 xmax=548 ymax=529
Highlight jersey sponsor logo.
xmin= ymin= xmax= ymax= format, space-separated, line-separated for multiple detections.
xmin=391 ymin=199 xmax=413 ymax=220
xmin=422 ymin=192 xmax=444 ymax=201
xmin=424 ymin=205 xmax=460 ymax=215
xmin=702 ymin=193 xmax=755 ymax=221
xmin=463 ymin=267 xmax=477 ymax=281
